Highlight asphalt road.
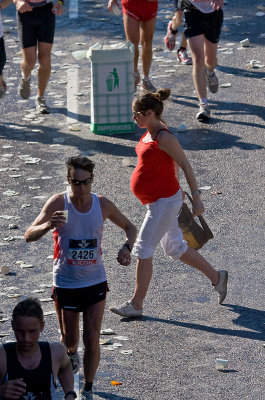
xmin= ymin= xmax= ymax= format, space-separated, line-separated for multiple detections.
xmin=0 ymin=1 xmax=265 ymax=399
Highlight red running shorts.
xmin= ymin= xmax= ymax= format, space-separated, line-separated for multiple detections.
xmin=121 ymin=0 xmax=158 ymax=22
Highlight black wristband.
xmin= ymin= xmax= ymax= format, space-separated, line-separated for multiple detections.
xmin=123 ymin=243 xmax=132 ymax=252
xmin=64 ymin=391 xmax=77 ymax=399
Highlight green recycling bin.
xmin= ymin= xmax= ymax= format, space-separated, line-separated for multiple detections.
xmin=88 ymin=42 xmax=135 ymax=135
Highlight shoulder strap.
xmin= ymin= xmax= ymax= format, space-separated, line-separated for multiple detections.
xmin=154 ymin=127 xmax=173 ymax=141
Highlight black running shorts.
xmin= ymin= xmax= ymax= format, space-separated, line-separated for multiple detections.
xmin=17 ymin=2 xmax=55 ymax=49
xmin=52 ymin=281 xmax=109 ymax=312
xmin=0 ymin=37 xmax=6 ymax=75
xmin=183 ymin=8 xmax=223 ymax=44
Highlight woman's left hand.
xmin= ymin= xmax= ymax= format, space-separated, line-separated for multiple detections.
xmin=192 ymin=198 xmax=205 ymax=217
xmin=117 ymin=247 xmax=131 ymax=266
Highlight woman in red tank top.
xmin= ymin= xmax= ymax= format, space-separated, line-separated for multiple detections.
xmin=109 ymin=89 xmax=228 ymax=318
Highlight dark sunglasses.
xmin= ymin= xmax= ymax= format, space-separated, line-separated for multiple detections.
xmin=69 ymin=178 xmax=93 ymax=186
xmin=132 ymin=111 xmax=143 ymax=119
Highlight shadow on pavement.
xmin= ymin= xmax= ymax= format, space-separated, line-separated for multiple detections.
xmin=172 ymin=127 xmax=264 ymax=151
xmin=172 ymin=95 xmax=265 ymax=127
xmin=217 ymin=64 xmax=265 ymax=80
xmin=0 ymin=123 xmax=139 ymax=156
xmin=94 ymin=392 xmax=136 ymax=400
xmin=223 ymin=304 xmax=265 ymax=335
xmin=131 ymin=304 xmax=265 ymax=341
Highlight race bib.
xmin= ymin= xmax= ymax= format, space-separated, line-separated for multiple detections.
xmin=67 ymin=239 xmax=98 ymax=266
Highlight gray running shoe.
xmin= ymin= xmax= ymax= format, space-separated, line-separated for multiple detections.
xmin=196 ymin=103 xmax=211 ymax=122
xmin=142 ymin=77 xmax=157 ymax=93
xmin=133 ymin=70 xmax=141 ymax=90
xmin=206 ymin=70 xmax=219 ymax=93
xmin=18 ymin=77 xmax=31 ymax=99
xmin=68 ymin=351 xmax=80 ymax=374
xmin=214 ymin=270 xmax=228 ymax=304
xmin=36 ymin=96 xmax=50 ymax=114
xmin=109 ymin=301 xmax=143 ymax=318
xmin=80 ymin=390 xmax=93 ymax=400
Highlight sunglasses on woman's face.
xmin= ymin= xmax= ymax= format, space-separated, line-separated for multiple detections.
xmin=132 ymin=111 xmax=145 ymax=119
xmin=68 ymin=178 xmax=93 ymax=186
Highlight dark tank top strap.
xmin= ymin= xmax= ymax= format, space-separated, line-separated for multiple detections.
xmin=3 ymin=342 xmax=19 ymax=377
xmin=154 ymin=127 xmax=173 ymax=141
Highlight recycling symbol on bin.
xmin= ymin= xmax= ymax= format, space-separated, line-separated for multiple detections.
xmin=106 ymin=68 xmax=119 ymax=92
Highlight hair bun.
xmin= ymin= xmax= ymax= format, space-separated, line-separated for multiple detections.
xmin=154 ymin=89 xmax=171 ymax=101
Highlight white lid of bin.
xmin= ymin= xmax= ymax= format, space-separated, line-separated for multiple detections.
xmin=88 ymin=42 xmax=134 ymax=62
xmin=72 ymin=42 xmax=134 ymax=62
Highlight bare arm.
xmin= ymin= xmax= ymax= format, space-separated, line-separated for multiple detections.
xmin=0 ymin=0 xmax=12 ymax=10
xmin=51 ymin=343 xmax=74 ymax=397
xmin=158 ymin=131 xmax=205 ymax=216
xmin=0 ymin=346 xmax=27 ymax=399
xmin=24 ymin=193 xmax=65 ymax=242
xmin=99 ymin=196 xmax=137 ymax=266
xmin=107 ymin=0 xmax=119 ymax=12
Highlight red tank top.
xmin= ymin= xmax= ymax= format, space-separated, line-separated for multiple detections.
xmin=131 ymin=130 xmax=180 ymax=204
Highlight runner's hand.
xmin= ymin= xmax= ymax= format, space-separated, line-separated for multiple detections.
xmin=211 ymin=0 xmax=224 ymax=10
xmin=192 ymin=198 xmax=205 ymax=217
xmin=52 ymin=2 xmax=64 ymax=15
xmin=117 ymin=246 xmax=131 ymax=266
xmin=50 ymin=211 xmax=67 ymax=229
xmin=0 ymin=379 xmax=26 ymax=399
xmin=14 ymin=0 xmax=32 ymax=12
xmin=107 ymin=0 xmax=118 ymax=13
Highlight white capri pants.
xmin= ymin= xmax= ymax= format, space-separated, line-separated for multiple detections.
xmin=132 ymin=190 xmax=188 ymax=260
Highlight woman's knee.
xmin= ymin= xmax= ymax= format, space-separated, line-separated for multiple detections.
xmin=22 ymin=56 xmax=36 ymax=70
xmin=63 ymin=332 xmax=78 ymax=349
xmin=83 ymin=331 xmax=99 ymax=349
xmin=192 ymin=53 xmax=205 ymax=68
xmin=205 ymin=55 xmax=217 ymax=70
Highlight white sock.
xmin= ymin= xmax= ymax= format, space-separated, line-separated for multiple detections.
xmin=200 ymin=98 xmax=208 ymax=105
xmin=143 ymin=76 xmax=149 ymax=80
xmin=22 ymin=73 xmax=30 ymax=80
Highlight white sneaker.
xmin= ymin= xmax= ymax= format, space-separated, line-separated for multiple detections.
xmin=196 ymin=103 xmax=211 ymax=122
xmin=36 ymin=96 xmax=50 ymax=114
xmin=142 ymin=77 xmax=157 ymax=93
xmin=214 ymin=270 xmax=228 ymax=304
xmin=68 ymin=351 xmax=80 ymax=374
xmin=109 ymin=301 xmax=143 ymax=317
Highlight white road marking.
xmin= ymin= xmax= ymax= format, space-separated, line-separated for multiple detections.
xmin=69 ymin=0 xmax=78 ymax=19
xmin=67 ymin=67 xmax=79 ymax=126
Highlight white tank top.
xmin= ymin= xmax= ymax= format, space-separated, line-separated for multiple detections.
xmin=53 ymin=192 xmax=106 ymax=289
xmin=189 ymin=0 xmax=215 ymax=13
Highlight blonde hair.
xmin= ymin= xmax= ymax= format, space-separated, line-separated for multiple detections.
xmin=133 ymin=89 xmax=171 ymax=120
